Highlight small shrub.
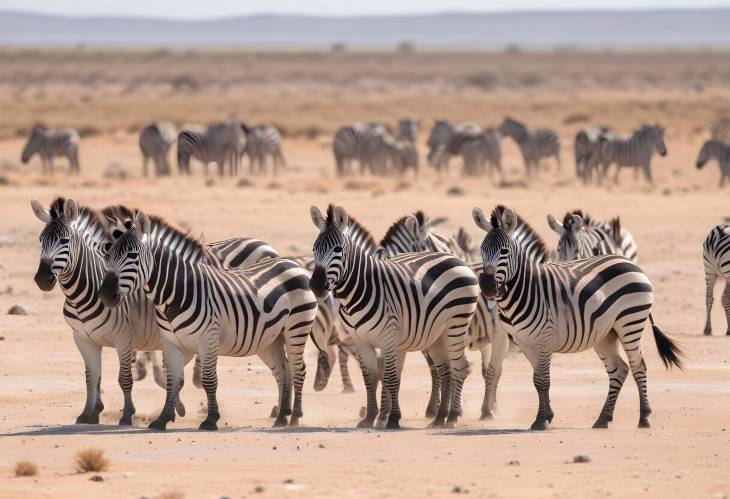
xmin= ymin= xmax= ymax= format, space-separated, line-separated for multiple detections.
xmin=74 ymin=447 xmax=110 ymax=473
xmin=14 ymin=461 xmax=38 ymax=477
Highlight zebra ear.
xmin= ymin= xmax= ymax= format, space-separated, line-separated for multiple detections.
xmin=501 ymin=208 xmax=518 ymax=235
xmin=472 ymin=207 xmax=492 ymax=232
xmin=64 ymin=198 xmax=79 ymax=222
xmin=135 ymin=211 xmax=151 ymax=236
xmin=569 ymin=214 xmax=584 ymax=233
xmin=404 ymin=214 xmax=419 ymax=234
xmin=333 ymin=206 xmax=349 ymax=233
xmin=310 ymin=206 xmax=326 ymax=231
xmin=547 ymin=214 xmax=564 ymax=235
xmin=31 ymin=199 xmax=51 ymax=223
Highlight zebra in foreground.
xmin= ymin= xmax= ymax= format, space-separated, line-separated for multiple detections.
xmin=310 ymin=205 xmax=479 ymax=428
xmin=31 ymin=197 xmax=284 ymax=425
xmin=241 ymin=124 xmax=286 ymax=176
xmin=498 ymin=117 xmax=560 ymax=178
xmin=178 ymin=121 xmax=244 ymax=176
xmin=696 ymin=139 xmax=730 ymax=187
xmin=100 ymin=212 xmax=318 ymax=430
xmin=599 ymin=125 xmax=667 ymax=185
xmin=21 ymin=125 xmax=80 ymax=174
xmin=139 ymin=121 xmax=177 ymax=177
xmin=473 ymin=205 xmax=681 ymax=430
xmin=702 ymin=224 xmax=730 ymax=336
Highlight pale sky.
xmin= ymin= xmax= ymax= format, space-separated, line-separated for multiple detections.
xmin=1 ymin=0 xmax=729 ymax=19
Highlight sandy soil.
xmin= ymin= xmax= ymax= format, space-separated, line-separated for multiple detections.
xmin=0 ymin=48 xmax=729 ymax=498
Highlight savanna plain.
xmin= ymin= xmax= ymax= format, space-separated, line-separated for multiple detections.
xmin=0 ymin=49 xmax=728 ymax=498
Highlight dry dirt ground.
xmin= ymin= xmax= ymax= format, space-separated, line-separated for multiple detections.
xmin=0 ymin=49 xmax=729 ymax=499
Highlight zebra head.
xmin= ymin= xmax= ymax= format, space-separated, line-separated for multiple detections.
xmin=21 ymin=125 xmax=46 ymax=164
xmin=31 ymin=197 xmax=80 ymax=291
xmin=426 ymin=120 xmax=452 ymax=169
xmin=380 ymin=212 xmax=429 ymax=256
xmin=696 ymin=139 xmax=720 ymax=169
xmin=100 ymin=211 xmax=152 ymax=308
xmin=472 ymin=206 xmax=520 ymax=305
xmin=498 ymin=117 xmax=526 ymax=142
xmin=547 ymin=212 xmax=585 ymax=261
xmin=647 ymin=125 xmax=667 ymax=157
xmin=310 ymin=204 xmax=349 ymax=299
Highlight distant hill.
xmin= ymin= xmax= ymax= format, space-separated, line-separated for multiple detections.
xmin=1 ymin=9 xmax=729 ymax=49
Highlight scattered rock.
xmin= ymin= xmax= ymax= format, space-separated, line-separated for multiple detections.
xmin=254 ymin=485 xmax=265 ymax=493
xmin=7 ymin=305 xmax=27 ymax=315
xmin=89 ymin=475 xmax=103 ymax=482
xmin=451 ymin=485 xmax=468 ymax=494
xmin=205 ymin=178 xmax=215 ymax=187
xmin=318 ymin=444 xmax=325 ymax=449
xmin=237 ymin=178 xmax=253 ymax=188
xmin=283 ymin=479 xmax=294 ymax=484
xmin=573 ymin=455 xmax=591 ymax=463
xmin=446 ymin=186 xmax=465 ymax=196
xmin=508 ymin=460 xmax=520 ymax=466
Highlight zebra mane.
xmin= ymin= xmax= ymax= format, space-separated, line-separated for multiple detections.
xmin=380 ymin=212 xmax=418 ymax=248
xmin=102 ymin=205 xmax=204 ymax=256
xmin=490 ymin=205 xmax=549 ymax=257
xmin=48 ymin=197 xmax=108 ymax=247
xmin=325 ymin=204 xmax=379 ymax=251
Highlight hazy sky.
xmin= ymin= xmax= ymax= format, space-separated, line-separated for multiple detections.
xmin=1 ymin=0 xmax=729 ymax=18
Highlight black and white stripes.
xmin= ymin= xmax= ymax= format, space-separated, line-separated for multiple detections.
xmin=498 ymin=117 xmax=560 ymax=177
xmin=599 ymin=125 xmax=667 ymax=185
xmin=702 ymin=223 xmax=730 ymax=336
xmin=22 ymin=125 xmax=80 ymax=174
xmin=696 ymin=139 xmax=730 ymax=187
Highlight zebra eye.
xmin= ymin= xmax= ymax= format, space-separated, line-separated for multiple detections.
xmin=499 ymin=248 xmax=509 ymax=255
xmin=127 ymin=252 xmax=139 ymax=259
xmin=59 ymin=238 xmax=69 ymax=244
xmin=333 ymin=245 xmax=343 ymax=253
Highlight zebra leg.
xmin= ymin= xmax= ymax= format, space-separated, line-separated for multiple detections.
xmin=284 ymin=328 xmax=308 ymax=427
xmin=380 ymin=347 xmax=404 ymax=429
xmin=426 ymin=340 xmax=450 ymax=427
xmin=115 ymin=339 xmax=136 ymax=426
xmin=149 ymin=341 xmax=186 ymax=431
xmin=482 ymin=325 xmax=509 ymax=420
xmin=143 ymin=156 xmax=149 ymax=177
xmin=423 ymin=351 xmax=441 ymax=419
xmin=338 ymin=341 xmax=356 ymax=393
xmin=354 ymin=343 xmax=380 ymax=428
xmin=618 ymin=331 xmax=651 ymax=428
xmin=259 ymin=337 xmax=291 ymax=425
xmin=592 ymin=332 xmax=629 ymax=429
xmin=445 ymin=328 xmax=470 ymax=428
xmin=73 ymin=332 xmax=103 ymax=424
xmin=524 ymin=346 xmax=553 ymax=431
xmin=643 ymin=164 xmax=654 ymax=185
xmin=197 ymin=330 xmax=221 ymax=431
xmin=134 ymin=351 xmax=148 ymax=381
xmin=704 ymin=271 xmax=716 ymax=335
xmin=311 ymin=317 xmax=336 ymax=392
xmin=722 ymin=281 xmax=730 ymax=335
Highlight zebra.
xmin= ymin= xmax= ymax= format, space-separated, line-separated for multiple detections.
xmin=459 ymin=130 xmax=502 ymax=178
xmin=378 ymin=134 xmax=419 ymax=176
xmin=241 ymin=124 xmax=286 ymax=176
xmin=310 ymin=204 xmax=479 ymax=428
xmin=31 ymin=197 xmax=286 ymax=426
xmin=599 ymin=125 xmax=667 ymax=185
xmin=574 ymin=127 xmax=613 ymax=183
xmin=696 ymin=139 xmax=730 ymax=187
xmin=548 ymin=211 xmax=625 ymax=262
xmin=100 ymin=212 xmax=318 ymax=430
xmin=472 ymin=205 xmax=682 ymax=430
xmin=139 ymin=121 xmax=177 ymax=177
xmin=498 ymin=117 xmax=560 ymax=178
xmin=21 ymin=125 xmax=80 ymax=174
xmin=702 ymin=224 xmax=730 ymax=336
xmin=332 ymin=122 xmax=371 ymax=176
xmin=398 ymin=118 xmax=419 ymax=143
xmin=426 ymin=120 xmax=482 ymax=174
xmin=177 ymin=121 xmax=244 ymax=176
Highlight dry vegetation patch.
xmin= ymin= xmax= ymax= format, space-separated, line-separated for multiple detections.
xmin=74 ymin=447 xmax=110 ymax=473
xmin=14 ymin=461 xmax=38 ymax=477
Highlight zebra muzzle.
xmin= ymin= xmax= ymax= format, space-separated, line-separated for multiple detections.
xmin=309 ymin=266 xmax=330 ymax=299
xmin=99 ymin=272 xmax=122 ymax=308
xmin=478 ymin=272 xmax=497 ymax=299
xmin=34 ymin=259 xmax=56 ymax=291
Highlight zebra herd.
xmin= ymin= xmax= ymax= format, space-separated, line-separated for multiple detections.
xmin=34 ymin=194 xmax=715 ymax=433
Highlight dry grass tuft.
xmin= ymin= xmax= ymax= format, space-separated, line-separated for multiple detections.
xmin=159 ymin=491 xmax=185 ymax=499
xmin=14 ymin=461 xmax=38 ymax=477
xmin=74 ymin=447 xmax=110 ymax=473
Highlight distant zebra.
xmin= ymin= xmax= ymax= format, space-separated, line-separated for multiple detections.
xmin=31 ymin=197 xmax=284 ymax=425
xmin=378 ymin=134 xmax=419 ymax=176
xmin=459 ymin=130 xmax=502 ymax=178
xmin=21 ymin=125 xmax=80 ymax=174
xmin=426 ymin=120 xmax=482 ymax=174
xmin=473 ymin=205 xmax=681 ymax=430
xmin=398 ymin=118 xmax=419 ymax=143
xmin=599 ymin=125 xmax=667 ymax=185
xmin=241 ymin=124 xmax=286 ymax=176
xmin=356 ymin=123 xmax=394 ymax=176
xmin=702 ymin=224 xmax=730 ymax=336
xmin=548 ymin=210 xmax=638 ymax=263
xmin=332 ymin=122 xmax=371 ymax=176
xmin=100 ymin=213 xmax=318 ymax=431
xmin=498 ymin=117 xmax=560 ymax=177
xmin=139 ymin=121 xmax=176 ymax=177
xmin=310 ymin=205 xmax=479 ymax=428
xmin=696 ymin=139 xmax=730 ymax=187
xmin=177 ymin=121 xmax=244 ymax=176
xmin=574 ymin=127 xmax=612 ymax=183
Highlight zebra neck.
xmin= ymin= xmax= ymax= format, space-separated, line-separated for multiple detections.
xmin=145 ymin=245 xmax=190 ymax=306
xmin=497 ymin=251 xmax=536 ymax=311
xmin=333 ymin=242 xmax=375 ymax=302
xmin=58 ymin=238 xmax=104 ymax=305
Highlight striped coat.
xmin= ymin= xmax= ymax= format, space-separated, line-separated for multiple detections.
xmin=498 ymin=117 xmax=560 ymax=177
xmin=473 ymin=206 xmax=681 ymax=430
xmin=696 ymin=139 xmax=730 ymax=187
xmin=599 ymin=125 xmax=667 ymax=185
xmin=547 ymin=210 xmax=637 ymax=262
xmin=242 ymin=124 xmax=286 ymax=176
xmin=426 ymin=120 xmax=482 ymax=174
xmin=139 ymin=121 xmax=176 ymax=177
xmin=702 ymin=224 xmax=730 ymax=336
xmin=21 ymin=125 xmax=80 ymax=174
xmin=177 ymin=121 xmax=244 ymax=176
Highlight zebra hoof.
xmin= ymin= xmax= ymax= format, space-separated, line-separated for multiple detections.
xmin=424 ymin=406 xmax=438 ymax=419
xmin=591 ymin=420 xmax=609 ymax=429
xmin=530 ymin=420 xmax=549 ymax=431
xmin=288 ymin=417 xmax=300 ymax=427
xmin=479 ymin=411 xmax=494 ymax=421
xmin=703 ymin=329 xmax=712 ymax=336
xmin=75 ymin=414 xmax=97 ymax=425
xmin=118 ymin=417 xmax=134 ymax=426
xmin=358 ymin=406 xmax=368 ymax=418
xmin=357 ymin=417 xmax=375 ymax=429
xmin=148 ymin=419 xmax=169 ymax=431
xmin=638 ymin=418 xmax=651 ymax=429
xmin=273 ymin=415 xmax=289 ymax=427
xmin=270 ymin=406 xmax=279 ymax=418
xmin=198 ymin=420 xmax=218 ymax=431
xmin=445 ymin=415 xmax=459 ymax=428
xmin=385 ymin=416 xmax=401 ymax=430
xmin=429 ymin=417 xmax=446 ymax=428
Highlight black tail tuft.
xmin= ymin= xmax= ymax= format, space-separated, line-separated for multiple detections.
xmin=649 ymin=314 xmax=683 ymax=370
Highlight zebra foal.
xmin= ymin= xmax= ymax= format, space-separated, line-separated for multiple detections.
xmin=310 ymin=205 xmax=479 ymax=428
xmin=22 ymin=125 xmax=80 ymax=174
xmin=100 ymin=213 xmax=318 ymax=430
xmin=473 ymin=206 xmax=681 ymax=430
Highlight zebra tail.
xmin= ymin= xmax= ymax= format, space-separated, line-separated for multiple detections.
xmin=649 ymin=313 xmax=683 ymax=370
